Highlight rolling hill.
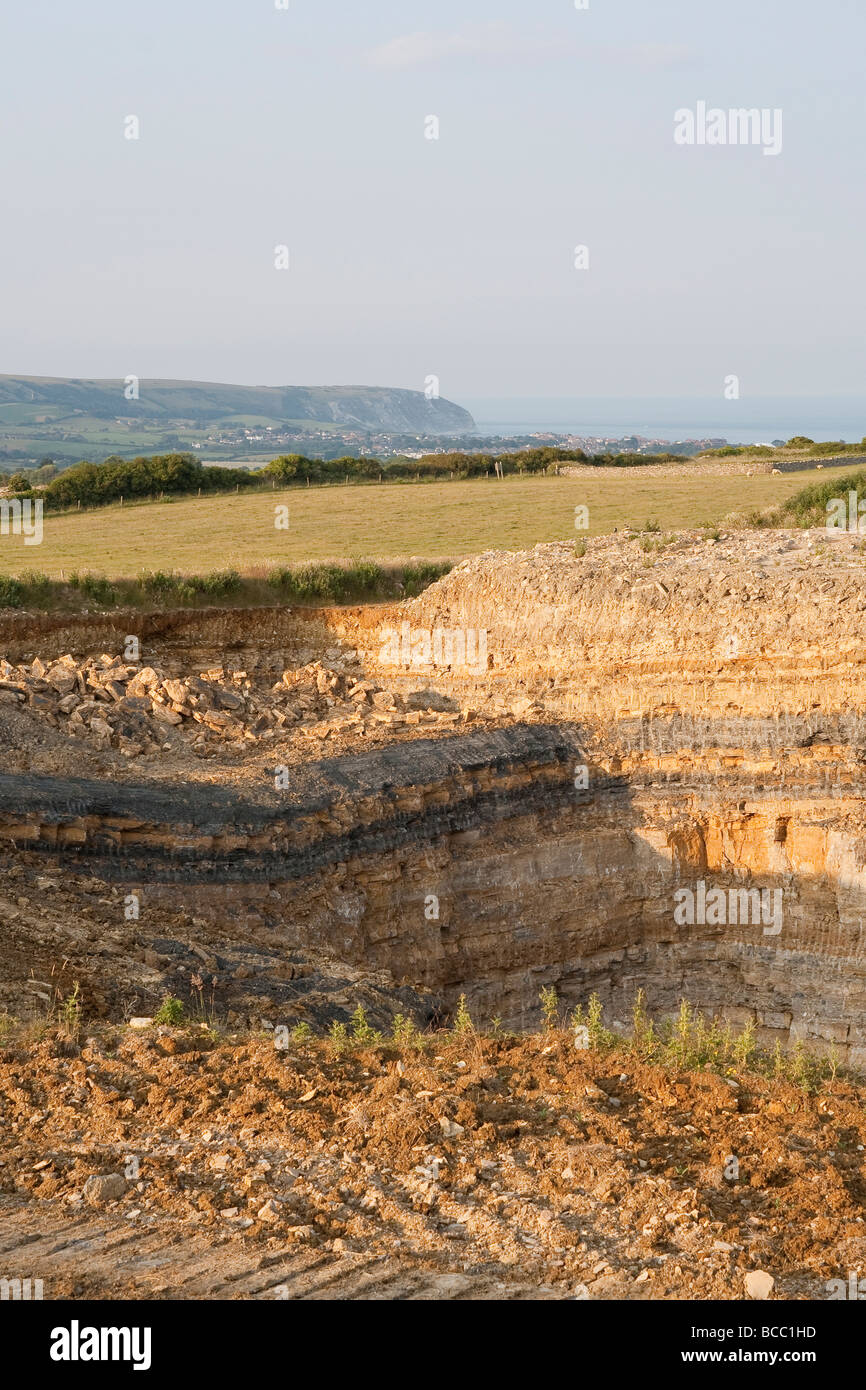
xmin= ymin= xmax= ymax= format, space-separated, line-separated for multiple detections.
xmin=0 ymin=376 xmax=476 ymax=435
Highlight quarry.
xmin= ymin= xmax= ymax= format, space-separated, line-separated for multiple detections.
xmin=1 ymin=528 xmax=866 ymax=1054
xmin=2 ymin=527 xmax=866 ymax=1300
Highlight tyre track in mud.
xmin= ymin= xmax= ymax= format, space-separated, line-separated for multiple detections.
xmin=0 ymin=1200 xmax=566 ymax=1301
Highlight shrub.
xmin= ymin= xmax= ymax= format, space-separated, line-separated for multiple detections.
xmin=154 ymin=996 xmax=185 ymax=1026
xmin=0 ymin=576 xmax=23 ymax=608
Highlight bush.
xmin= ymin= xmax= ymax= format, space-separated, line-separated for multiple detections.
xmin=154 ymin=996 xmax=185 ymax=1026
xmin=188 ymin=569 xmax=242 ymax=598
xmin=0 ymin=576 xmax=23 ymax=608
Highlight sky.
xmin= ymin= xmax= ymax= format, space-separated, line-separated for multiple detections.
xmin=1 ymin=0 xmax=864 ymax=406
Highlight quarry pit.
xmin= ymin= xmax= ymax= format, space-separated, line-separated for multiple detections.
xmin=1 ymin=529 xmax=865 ymax=1060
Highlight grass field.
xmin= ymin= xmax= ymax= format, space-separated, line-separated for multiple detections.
xmin=0 ymin=466 xmax=853 ymax=580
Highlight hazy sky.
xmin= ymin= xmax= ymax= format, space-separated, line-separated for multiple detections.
xmin=1 ymin=0 xmax=864 ymax=404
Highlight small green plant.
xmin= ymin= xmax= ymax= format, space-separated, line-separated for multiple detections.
xmin=539 ymin=986 xmax=559 ymax=1032
xmin=391 ymin=1012 xmax=416 ymax=1046
xmin=733 ymin=1016 xmax=757 ymax=1070
xmin=671 ymin=999 xmax=693 ymax=1067
xmin=291 ymin=1021 xmax=312 ymax=1044
xmin=59 ymin=982 xmax=81 ymax=1040
xmin=587 ymin=993 xmax=605 ymax=1051
xmin=643 ymin=518 xmax=661 ymax=533
xmin=328 ymin=1019 xmax=349 ymax=1055
xmin=573 ymin=538 xmax=587 ymax=558
xmin=789 ymin=1038 xmax=811 ymax=1089
xmin=0 ymin=576 xmax=23 ymax=609
xmin=154 ymin=995 xmax=185 ymax=1026
xmin=630 ymin=988 xmax=654 ymax=1057
xmin=453 ymin=994 xmax=474 ymax=1036
xmin=350 ymin=1003 xmax=381 ymax=1045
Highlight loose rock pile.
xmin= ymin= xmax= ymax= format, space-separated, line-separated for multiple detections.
xmin=0 ymin=652 xmax=500 ymax=759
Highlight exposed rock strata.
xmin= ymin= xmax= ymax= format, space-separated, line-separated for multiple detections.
xmin=3 ymin=721 xmax=866 ymax=1059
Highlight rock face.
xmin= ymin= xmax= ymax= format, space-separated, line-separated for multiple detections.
xmin=402 ymin=531 xmax=866 ymax=719
xmin=3 ymin=720 xmax=866 ymax=1058
xmin=4 ymin=530 xmax=866 ymax=1055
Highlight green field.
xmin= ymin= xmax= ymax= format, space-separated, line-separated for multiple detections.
xmin=0 ymin=466 xmax=853 ymax=580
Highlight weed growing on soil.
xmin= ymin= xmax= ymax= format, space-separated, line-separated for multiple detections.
xmin=540 ymin=986 xmax=559 ymax=1031
xmin=350 ymin=1005 xmax=382 ymax=1046
xmin=391 ymin=1013 xmax=421 ymax=1048
xmin=579 ymin=992 xmax=844 ymax=1092
xmin=189 ymin=973 xmax=218 ymax=1026
xmin=154 ymin=996 xmax=185 ymax=1026
xmin=57 ymin=983 xmax=81 ymax=1043
xmin=453 ymin=994 xmax=474 ymax=1036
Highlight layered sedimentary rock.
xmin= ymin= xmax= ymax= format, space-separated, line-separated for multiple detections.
xmin=4 ymin=718 xmax=866 ymax=1059
xmin=3 ymin=531 xmax=866 ymax=1052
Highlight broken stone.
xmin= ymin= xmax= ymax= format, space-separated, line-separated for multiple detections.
xmin=82 ymin=1174 xmax=126 ymax=1206
xmin=744 ymin=1270 xmax=775 ymax=1300
xmin=439 ymin=1117 xmax=464 ymax=1138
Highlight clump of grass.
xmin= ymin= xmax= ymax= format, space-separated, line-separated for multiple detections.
xmin=18 ymin=571 xmax=53 ymax=607
xmin=573 ymin=538 xmax=587 ymax=558
xmin=154 ymin=995 xmax=185 ymax=1026
xmin=75 ymin=573 xmax=118 ymax=605
xmin=769 ymin=467 xmax=866 ymax=530
xmin=643 ymin=518 xmax=661 ymax=533
xmin=188 ymin=972 xmax=218 ymax=1025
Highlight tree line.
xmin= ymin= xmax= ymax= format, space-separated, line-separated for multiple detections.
xmin=0 ymin=446 xmax=687 ymax=511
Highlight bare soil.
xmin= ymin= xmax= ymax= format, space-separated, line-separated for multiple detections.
xmin=1 ymin=1027 xmax=864 ymax=1300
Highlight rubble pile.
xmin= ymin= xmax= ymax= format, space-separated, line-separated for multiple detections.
xmin=0 ymin=653 xmax=506 ymax=759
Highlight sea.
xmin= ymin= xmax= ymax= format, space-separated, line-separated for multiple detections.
xmin=462 ymin=397 xmax=866 ymax=447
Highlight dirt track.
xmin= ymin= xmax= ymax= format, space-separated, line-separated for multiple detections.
xmin=0 ymin=1201 xmax=559 ymax=1301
